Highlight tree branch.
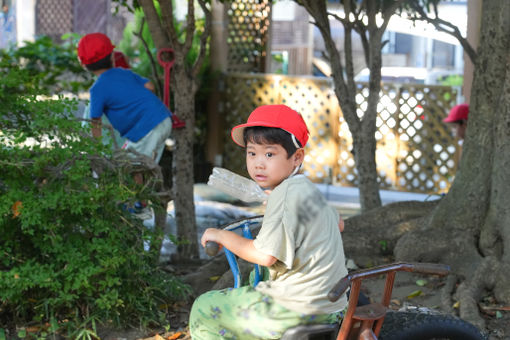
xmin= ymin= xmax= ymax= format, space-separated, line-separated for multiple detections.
xmin=183 ymin=0 xmax=196 ymax=52
xmin=192 ymin=0 xmax=212 ymax=78
xmin=380 ymin=0 xmax=407 ymax=35
xmin=340 ymin=0 xmax=357 ymax=96
xmin=138 ymin=0 xmax=170 ymax=48
xmin=133 ymin=17 xmax=163 ymax=98
xmin=158 ymin=0 xmax=180 ymax=48
xmin=296 ymin=0 xmax=360 ymax=132
xmin=409 ymin=0 xmax=477 ymax=63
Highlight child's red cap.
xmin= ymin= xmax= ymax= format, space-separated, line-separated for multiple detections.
xmin=231 ymin=105 xmax=309 ymax=147
xmin=77 ymin=33 xmax=115 ymax=65
xmin=443 ymin=104 xmax=469 ymax=123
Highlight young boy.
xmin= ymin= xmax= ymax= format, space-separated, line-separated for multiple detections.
xmin=77 ymin=33 xmax=172 ymax=167
xmin=190 ymin=105 xmax=348 ymax=339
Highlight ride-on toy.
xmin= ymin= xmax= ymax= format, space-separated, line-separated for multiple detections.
xmin=205 ymin=215 xmax=487 ymax=340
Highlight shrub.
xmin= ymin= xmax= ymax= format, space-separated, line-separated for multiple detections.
xmin=0 ymin=34 xmax=93 ymax=95
xmin=0 ymin=44 xmax=190 ymax=339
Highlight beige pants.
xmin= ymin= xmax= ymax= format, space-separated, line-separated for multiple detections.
xmin=123 ymin=116 xmax=172 ymax=163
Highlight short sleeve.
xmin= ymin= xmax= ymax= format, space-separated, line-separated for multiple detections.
xmin=253 ymin=184 xmax=297 ymax=269
xmin=89 ymin=87 xmax=104 ymax=119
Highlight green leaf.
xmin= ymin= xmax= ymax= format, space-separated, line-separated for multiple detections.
xmin=415 ymin=279 xmax=428 ymax=287
xmin=496 ymin=311 xmax=503 ymax=319
xmin=17 ymin=329 xmax=27 ymax=338
xmin=0 ymin=328 xmax=6 ymax=340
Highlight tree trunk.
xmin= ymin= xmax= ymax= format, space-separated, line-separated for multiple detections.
xmin=351 ymin=131 xmax=381 ymax=211
xmin=394 ymin=0 xmax=510 ymax=329
xmin=172 ymin=65 xmax=199 ymax=259
xmin=138 ymin=0 xmax=203 ymax=259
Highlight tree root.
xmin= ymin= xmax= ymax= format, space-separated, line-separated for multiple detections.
xmin=181 ymin=255 xmax=229 ymax=296
xmin=456 ymin=256 xmax=499 ymax=330
xmin=343 ymin=200 xmax=438 ymax=267
xmin=441 ymin=274 xmax=457 ymax=314
xmin=345 ymin=200 xmax=439 ymax=230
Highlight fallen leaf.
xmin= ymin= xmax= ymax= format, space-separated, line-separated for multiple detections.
xmin=11 ymin=201 xmax=22 ymax=218
xmin=496 ymin=311 xmax=503 ymax=319
xmin=167 ymin=332 xmax=183 ymax=339
xmin=406 ymin=290 xmax=422 ymax=299
xmin=453 ymin=301 xmax=460 ymax=309
xmin=25 ymin=326 xmax=41 ymax=333
xmin=209 ymin=276 xmax=220 ymax=282
xmin=390 ymin=299 xmax=401 ymax=306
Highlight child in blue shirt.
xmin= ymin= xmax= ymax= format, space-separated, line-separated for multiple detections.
xmin=78 ymin=33 xmax=172 ymax=166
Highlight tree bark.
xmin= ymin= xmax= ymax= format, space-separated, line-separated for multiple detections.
xmin=172 ymin=67 xmax=199 ymax=258
xmin=394 ymin=0 xmax=510 ymax=329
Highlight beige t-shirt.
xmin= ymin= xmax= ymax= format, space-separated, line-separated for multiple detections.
xmin=253 ymin=175 xmax=348 ymax=314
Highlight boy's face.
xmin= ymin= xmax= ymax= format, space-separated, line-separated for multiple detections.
xmin=246 ymin=141 xmax=304 ymax=190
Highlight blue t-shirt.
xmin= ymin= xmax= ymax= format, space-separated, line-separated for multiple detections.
xmin=90 ymin=68 xmax=172 ymax=142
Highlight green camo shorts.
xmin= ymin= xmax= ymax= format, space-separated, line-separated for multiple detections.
xmin=189 ymin=286 xmax=344 ymax=340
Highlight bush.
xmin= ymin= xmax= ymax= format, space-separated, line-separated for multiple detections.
xmin=0 ymin=43 xmax=190 ymax=339
xmin=0 ymin=34 xmax=93 ymax=95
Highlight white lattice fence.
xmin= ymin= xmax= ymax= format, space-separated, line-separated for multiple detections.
xmin=221 ymin=73 xmax=459 ymax=194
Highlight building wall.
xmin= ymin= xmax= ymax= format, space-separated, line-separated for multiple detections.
xmin=5 ymin=0 xmax=132 ymax=47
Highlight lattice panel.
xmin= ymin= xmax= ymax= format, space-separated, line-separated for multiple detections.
xmin=36 ymin=0 xmax=73 ymax=41
xmin=277 ymin=77 xmax=340 ymax=182
xmin=226 ymin=0 xmax=271 ymax=73
xmin=222 ymin=73 xmax=279 ymax=177
xmin=221 ymin=73 xmax=459 ymax=194
xmin=395 ymin=85 xmax=458 ymax=192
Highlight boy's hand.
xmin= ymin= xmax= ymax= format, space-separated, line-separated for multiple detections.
xmin=91 ymin=117 xmax=102 ymax=139
xmin=201 ymin=228 xmax=223 ymax=251
xmin=338 ymin=218 xmax=345 ymax=233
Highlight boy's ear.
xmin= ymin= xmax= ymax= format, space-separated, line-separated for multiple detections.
xmin=293 ymin=148 xmax=305 ymax=165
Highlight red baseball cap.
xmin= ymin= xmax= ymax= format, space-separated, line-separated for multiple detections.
xmin=231 ymin=105 xmax=309 ymax=148
xmin=443 ymin=104 xmax=469 ymax=123
xmin=77 ymin=33 xmax=115 ymax=65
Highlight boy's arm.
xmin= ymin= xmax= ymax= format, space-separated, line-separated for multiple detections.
xmin=339 ymin=217 xmax=344 ymax=232
xmin=201 ymin=228 xmax=277 ymax=267
xmin=91 ymin=117 xmax=102 ymax=139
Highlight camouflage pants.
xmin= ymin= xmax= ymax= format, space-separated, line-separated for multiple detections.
xmin=189 ymin=286 xmax=343 ymax=340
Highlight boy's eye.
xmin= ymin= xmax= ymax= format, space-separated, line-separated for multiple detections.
xmin=265 ymin=152 xmax=274 ymax=158
xmin=247 ymin=151 xmax=255 ymax=156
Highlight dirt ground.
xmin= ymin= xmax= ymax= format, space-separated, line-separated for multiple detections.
xmin=95 ymin=257 xmax=509 ymax=340
xmin=97 ymin=204 xmax=510 ymax=340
